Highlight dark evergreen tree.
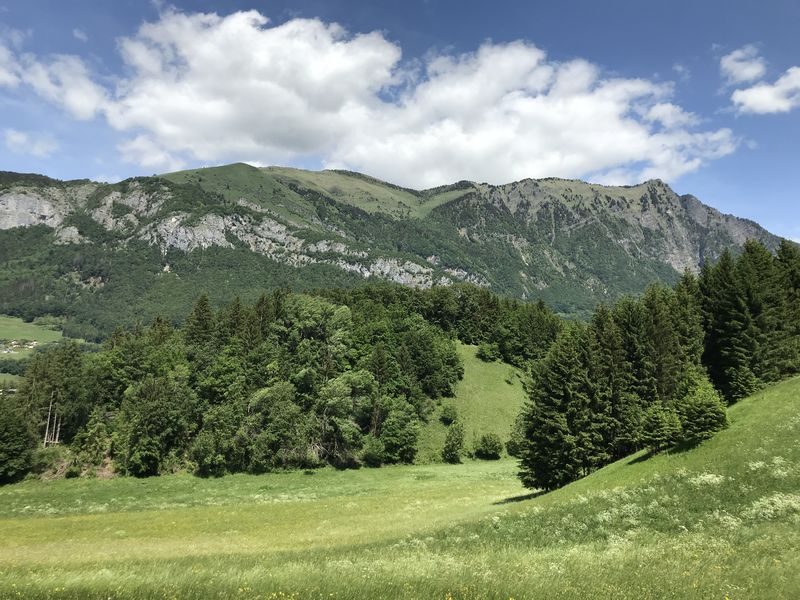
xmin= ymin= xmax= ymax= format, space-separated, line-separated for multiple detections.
xmin=701 ymin=250 xmax=759 ymax=401
xmin=0 ymin=391 xmax=37 ymax=482
xmin=641 ymin=402 xmax=681 ymax=454
xmin=518 ymin=327 xmax=588 ymax=490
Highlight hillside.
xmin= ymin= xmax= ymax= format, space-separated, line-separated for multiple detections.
xmin=1 ymin=376 xmax=797 ymax=598
xmin=0 ymin=164 xmax=783 ymax=337
xmin=416 ymin=343 xmax=527 ymax=463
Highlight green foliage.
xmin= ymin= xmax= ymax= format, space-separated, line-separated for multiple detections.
xmin=473 ymin=432 xmax=503 ymax=460
xmin=505 ymin=413 xmax=526 ymax=458
xmin=641 ymin=402 xmax=682 ymax=454
xmin=0 ymin=392 xmax=37 ymax=482
xmin=441 ymin=421 xmax=464 ymax=464
xmin=359 ymin=436 xmax=385 ymax=467
xmin=114 ymin=374 xmax=199 ymax=477
xmin=676 ymin=373 xmax=728 ymax=443
xmin=379 ymin=399 xmax=419 ymax=464
xmin=476 ymin=342 xmax=500 ymax=362
xmin=439 ymin=403 xmax=458 ymax=426
xmin=71 ymin=407 xmax=111 ymax=466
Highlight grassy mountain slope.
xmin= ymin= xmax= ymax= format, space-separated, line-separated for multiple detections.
xmin=416 ymin=343 xmax=527 ymax=463
xmin=1 ymin=377 xmax=797 ymax=598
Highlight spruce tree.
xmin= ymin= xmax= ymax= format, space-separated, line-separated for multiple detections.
xmin=701 ymin=250 xmax=759 ymax=401
xmin=518 ymin=327 xmax=588 ymax=491
xmin=641 ymin=402 xmax=681 ymax=454
xmin=774 ymin=241 xmax=800 ymax=377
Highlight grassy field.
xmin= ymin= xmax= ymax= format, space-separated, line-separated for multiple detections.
xmin=0 ymin=315 xmax=63 ymax=381
xmin=416 ymin=343 xmax=527 ymax=463
xmin=1 ymin=377 xmax=798 ymax=598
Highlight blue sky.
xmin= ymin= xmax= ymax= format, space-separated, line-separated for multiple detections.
xmin=0 ymin=0 xmax=798 ymax=239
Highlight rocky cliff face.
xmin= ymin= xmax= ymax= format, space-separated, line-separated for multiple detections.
xmin=0 ymin=166 xmax=783 ymax=318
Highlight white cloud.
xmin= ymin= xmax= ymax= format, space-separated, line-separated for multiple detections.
xmin=720 ymin=45 xmax=767 ymax=85
xmin=672 ymin=63 xmax=690 ymax=80
xmin=118 ymin=134 xmax=185 ymax=172
xmin=4 ymin=128 xmax=59 ymax=157
xmin=19 ymin=53 xmax=107 ymax=120
xmin=644 ymin=103 xmax=700 ymax=129
xmin=0 ymin=42 xmax=20 ymax=86
xmin=732 ymin=66 xmax=800 ymax=114
xmin=73 ymin=29 xmax=88 ymax=43
xmin=2 ymin=9 xmax=739 ymax=186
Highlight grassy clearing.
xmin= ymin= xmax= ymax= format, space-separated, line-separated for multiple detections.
xmin=265 ymin=167 xmax=423 ymax=218
xmin=416 ymin=343 xmax=527 ymax=463
xmin=1 ymin=378 xmax=798 ymax=598
xmin=0 ymin=315 xmax=63 ymax=365
xmin=0 ymin=372 xmax=21 ymax=386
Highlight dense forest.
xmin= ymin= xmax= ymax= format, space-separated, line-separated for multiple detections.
xmin=1 ymin=239 xmax=798 ymax=490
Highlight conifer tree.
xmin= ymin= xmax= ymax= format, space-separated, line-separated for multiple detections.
xmin=774 ymin=241 xmax=800 ymax=377
xmin=588 ymin=304 xmax=634 ymax=460
xmin=518 ymin=327 xmax=588 ymax=490
xmin=701 ymin=250 xmax=759 ymax=401
xmin=672 ymin=270 xmax=705 ymax=366
xmin=736 ymin=240 xmax=780 ymax=382
xmin=641 ymin=402 xmax=681 ymax=454
xmin=184 ymin=294 xmax=215 ymax=349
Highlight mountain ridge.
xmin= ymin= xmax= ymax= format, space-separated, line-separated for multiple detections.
xmin=0 ymin=163 xmax=784 ymax=336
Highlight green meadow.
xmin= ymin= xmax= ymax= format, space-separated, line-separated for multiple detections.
xmin=0 ymin=316 xmax=64 ymax=382
xmin=1 ymin=377 xmax=798 ymax=599
xmin=416 ymin=343 xmax=526 ymax=463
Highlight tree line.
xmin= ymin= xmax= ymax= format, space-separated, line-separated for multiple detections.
xmin=0 ymin=283 xmax=559 ymax=481
xmin=1 ymin=239 xmax=798 ymax=488
xmin=518 ymin=239 xmax=800 ymax=490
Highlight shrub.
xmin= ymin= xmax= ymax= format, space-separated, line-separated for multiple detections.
xmin=474 ymin=432 xmax=503 ymax=460
xmin=476 ymin=342 xmax=500 ymax=362
xmin=440 ymin=403 xmax=458 ymax=426
xmin=442 ymin=421 xmax=465 ymax=464
xmin=678 ymin=376 xmax=728 ymax=443
xmin=505 ymin=413 xmax=526 ymax=458
xmin=360 ymin=436 xmax=385 ymax=468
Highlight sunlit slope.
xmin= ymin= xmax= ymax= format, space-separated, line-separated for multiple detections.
xmin=0 ymin=377 xmax=798 ymax=598
xmin=416 ymin=342 xmax=527 ymax=462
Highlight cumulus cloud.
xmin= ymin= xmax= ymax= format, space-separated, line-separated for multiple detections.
xmin=19 ymin=53 xmax=107 ymax=120
xmin=2 ymin=9 xmax=739 ymax=185
xmin=73 ymin=29 xmax=88 ymax=42
xmin=4 ymin=128 xmax=59 ymax=157
xmin=732 ymin=67 xmax=800 ymax=114
xmin=720 ymin=45 xmax=767 ymax=85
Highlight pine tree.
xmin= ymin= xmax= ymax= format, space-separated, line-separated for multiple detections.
xmin=184 ymin=294 xmax=215 ymax=348
xmin=588 ymin=304 xmax=633 ymax=460
xmin=518 ymin=327 xmax=588 ymax=491
xmin=677 ymin=373 xmax=728 ymax=443
xmin=672 ymin=270 xmax=705 ymax=367
xmin=774 ymin=241 xmax=800 ymax=377
xmin=736 ymin=240 xmax=780 ymax=382
xmin=641 ymin=402 xmax=681 ymax=454
xmin=701 ymin=250 xmax=759 ymax=402
xmin=642 ymin=284 xmax=683 ymax=402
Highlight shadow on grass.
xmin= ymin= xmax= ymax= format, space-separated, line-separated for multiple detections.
xmin=627 ymin=439 xmax=704 ymax=465
xmin=493 ymin=490 xmax=546 ymax=505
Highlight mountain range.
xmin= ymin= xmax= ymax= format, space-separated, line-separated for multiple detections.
xmin=0 ymin=163 xmax=782 ymax=338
